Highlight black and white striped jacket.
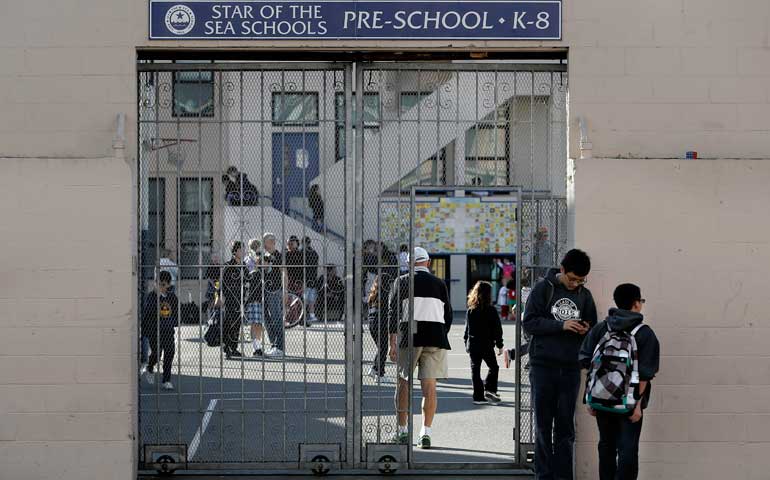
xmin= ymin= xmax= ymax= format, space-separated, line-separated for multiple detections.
xmin=388 ymin=267 xmax=453 ymax=349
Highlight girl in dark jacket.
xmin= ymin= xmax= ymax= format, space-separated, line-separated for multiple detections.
xmin=464 ymin=281 xmax=504 ymax=404
xmin=366 ymin=275 xmax=393 ymax=380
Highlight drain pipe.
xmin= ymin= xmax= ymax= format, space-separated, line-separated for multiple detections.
xmin=567 ymin=116 xmax=593 ymax=251
xmin=113 ymin=112 xmax=126 ymax=160
xmin=577 ymin=116 xmax=592 ymax=160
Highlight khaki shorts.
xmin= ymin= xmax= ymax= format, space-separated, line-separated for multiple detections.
xmin=397 ymin=346 xmax=448 ymax=380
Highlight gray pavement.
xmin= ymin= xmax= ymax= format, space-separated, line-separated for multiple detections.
xmin=139 ymin=311 xmax=532 ymax=472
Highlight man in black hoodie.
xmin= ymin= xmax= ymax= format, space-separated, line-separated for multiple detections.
xmin=579 ymin=283 xmax=659 ymax=480
xmin=523 ymin=249 xmax=597 ymax=480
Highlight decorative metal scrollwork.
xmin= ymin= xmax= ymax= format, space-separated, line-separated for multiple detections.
xmin=157 ymin=82 xmax=172 ymax=108
xmin=220 ymin=80 xmax=236 ymax=107
xmin=140 ymin=82 xmax=156 ymax=110
xmin=552 ymin=79 xmax=568 ymax=108
xmin=269 ymin=81 xmax=299 ymax=92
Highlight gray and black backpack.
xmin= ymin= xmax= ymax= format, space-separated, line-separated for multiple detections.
xmin=585 ymin=324 xmax=644 ymax=414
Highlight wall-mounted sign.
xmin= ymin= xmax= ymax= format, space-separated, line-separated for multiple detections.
xmin=150 ymin=1 xmax=561 ymax=40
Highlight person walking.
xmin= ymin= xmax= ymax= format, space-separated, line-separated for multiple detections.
xmin=523 ymin=248 xmax=597 ymax=480
xmin=261 ymin=233 xmax=285 ymax=357
xmin=580 ymin=283 xmax=660 ymax=480
xmin=141 ymin=270 xmax=178 ymax=390
xmin=308 ymin=184 xmax=325 ymax=232
xmin=388 ymin=247 xmax=452 ymax=450
xmin=366 ymin=275 xmax=393 ymax=380
xmin=463 ymin=281 xmax=504 ymax=405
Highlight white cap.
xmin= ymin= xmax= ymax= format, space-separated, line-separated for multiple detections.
xmin=409 ymin=246 xmax=430 ymax=263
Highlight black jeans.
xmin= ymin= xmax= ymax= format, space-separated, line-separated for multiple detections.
xmin=469 ymin=347 xmax=499 ymax=400
xmin=529 ymin=365 xmax=581 ymax=480
xmin=369 ymin=320 xmax=390 ymax=375
xmin=147 ymin=326 xmax=175 ymax=383
xmin=596 ymin=411 xmax=643 ymax=480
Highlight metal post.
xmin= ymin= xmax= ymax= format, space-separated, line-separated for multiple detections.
xmin=407 ymin=186 xmax=416 ymax=467
xmin=514 ymin=187 xmax=523 ymax=465
xmin=353 ymin=63 xmax=366 ymax=468
xmin=342 ymin=63 xmax=356 ymax=469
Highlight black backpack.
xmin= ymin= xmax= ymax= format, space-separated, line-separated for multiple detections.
xmin=203 ymin=310 xmax=222 ymax=347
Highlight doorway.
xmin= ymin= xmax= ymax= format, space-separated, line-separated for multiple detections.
xmin=137 ymin=59 xmax=567 ymax=475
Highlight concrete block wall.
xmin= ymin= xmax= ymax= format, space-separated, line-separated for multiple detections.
xmin=575 ymin=159 xmax=770 ymax=480
xmin=567 ymin=0 xmax=770 ymax=159
xmin=0 ymin=157 xmax=134 ymax=480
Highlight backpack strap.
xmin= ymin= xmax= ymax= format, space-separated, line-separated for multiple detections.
xmin=630 ymin=323 xmax=645 ymax=336
xmin=546 ymin=280 xmax=555 ymax=307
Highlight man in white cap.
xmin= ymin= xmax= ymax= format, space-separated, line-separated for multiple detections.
xmin=388 ymin=246 xmax=453 ymax=449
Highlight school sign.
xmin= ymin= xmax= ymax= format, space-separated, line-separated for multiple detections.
xmin=149 ymin=0 xmax=562 ymax=40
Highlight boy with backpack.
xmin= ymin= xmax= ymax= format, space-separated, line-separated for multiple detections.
xmin=580 ymin=283 xmax=660 ymax=480
xmin=522 ymin=249 xmax=597 ymax=480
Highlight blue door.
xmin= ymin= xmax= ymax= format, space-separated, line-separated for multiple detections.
xmin=271 ymin=133 xmax=320 ymax=213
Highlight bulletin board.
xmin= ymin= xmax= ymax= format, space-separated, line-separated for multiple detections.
xmin=380 ymin=196 xmax=517 ymax=254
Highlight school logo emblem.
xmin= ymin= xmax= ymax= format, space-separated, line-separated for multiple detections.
xmin=551 ymin=297 xmax=580 ymax=322
xmin=165 ymin=5 xmax=195 ymax=35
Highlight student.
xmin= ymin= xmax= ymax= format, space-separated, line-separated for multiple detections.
xmin=302 ymin=237 xmax=320 ymax=324
xmin=463 ymin=281 xmax=504 ymax=405
xmin=245 ymin=238 xmax=265 ymax=356
xmin=497 ymin=281 xmax=510 ymax=318
xmin=221 ymin=241 xmax=246 ymax=359
xmin=502 ymin=280 xmax=516 ymax=320
xmin=579 ymin=283 xmax=660 ymax=480
xmin=261 ymin=233 xmax=285 ymax=356
xmin=141 ymin=270 xmax=178 ymax=390
xmin=366 ymin=275 xmax=392 ymax=379
xmin=398 ymin=244 xmax=409 ymax=274
xmin=503 ymin=275 xmax=532 ymax=368
xmin=389 ymin=247 xmax=452 ymax=449
xmin=522 ymin=248 xmax=597 ymax=480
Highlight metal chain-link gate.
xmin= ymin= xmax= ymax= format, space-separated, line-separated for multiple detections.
xmin=137 ymin=60 xmax=567 ymax=474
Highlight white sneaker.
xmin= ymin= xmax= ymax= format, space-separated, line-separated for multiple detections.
xmin=140 ymin=363 xmax=148 ymax=375
xmin=266 ymin=347 xmax=284 ymax=357
xmin=309 ymin=314 xmax=317 ymax=323
xmin=143 ymin=371 xmax=155 ymax=385
xmin=162 ymin=381 xmax=174 ymax=391
xmin=367 ymin=367 xmax=379 ymax=379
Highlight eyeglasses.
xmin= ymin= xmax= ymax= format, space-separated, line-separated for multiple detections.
xmin=639 ymin=298 xmax=646 ymax=304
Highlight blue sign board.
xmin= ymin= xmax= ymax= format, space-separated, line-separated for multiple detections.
xmin=150 ymin=1 xmax=561 ymax=40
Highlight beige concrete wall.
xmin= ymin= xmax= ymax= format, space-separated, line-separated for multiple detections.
xmin=567 ymin=0 xmax=770 ymax=159
xmin=575 ymin=158 xmax=770 ymax=480
xmin=3 ymin=1 xmax=770 ymax=160
xmin=0 ymin=155 xmax=134 ymax=480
